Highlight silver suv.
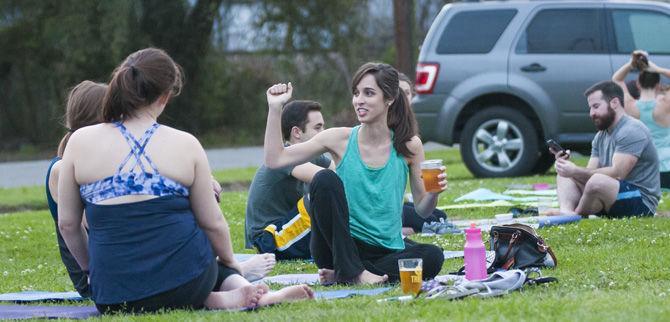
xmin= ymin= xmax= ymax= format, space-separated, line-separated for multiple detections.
xmin=414 ymin=0 xmax=670 ymax=177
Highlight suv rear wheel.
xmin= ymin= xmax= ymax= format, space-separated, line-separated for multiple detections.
xmin=460 ymin=106 xmax=540 ymax=177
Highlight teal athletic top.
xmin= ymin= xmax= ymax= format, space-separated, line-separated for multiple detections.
xmin=636 ymin=100 xmax=670 ymax=172
xmin=336 ymin=126 xmax=408 ymax=250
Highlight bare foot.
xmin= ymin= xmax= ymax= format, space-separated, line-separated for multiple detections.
xmin=356 ymin=270 xmax=388 ymax=285
xmin=257 ymin=284 xmax=314 ymax=307
xmin=318 ymin=268 xmax=335 ymax=285
xmin=239 ymin=253 xmax=276 ymax=282
xmin=256 ymin=283 xmax=270 ymax=295
xmin=204 ymin=285 xmax=262 ymax=310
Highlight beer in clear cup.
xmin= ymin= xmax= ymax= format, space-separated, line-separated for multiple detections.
xmin=420 ymin=159 xmax=443 ymax=193
xmin=398 ymin=258 xmax=423 ymax=296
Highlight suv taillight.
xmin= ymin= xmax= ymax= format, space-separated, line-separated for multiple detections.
xmin=415 ymin=63 xmax=439 ymax=94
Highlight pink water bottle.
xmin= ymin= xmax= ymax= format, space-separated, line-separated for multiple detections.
xmin=464 ymin=223 xmax=488 ymax=280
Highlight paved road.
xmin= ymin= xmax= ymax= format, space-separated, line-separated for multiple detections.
xmin=0 ymin=142 xmax=450 ymax=188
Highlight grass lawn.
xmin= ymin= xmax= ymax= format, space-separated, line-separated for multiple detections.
xmin=1 ymin=148 xmax=669 ymax=321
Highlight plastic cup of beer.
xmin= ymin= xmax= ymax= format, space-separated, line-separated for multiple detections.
xmin=421 ymin=159 xmax=443 ymax=193
xmin=398 ymin=258 xmax=423 ymax=296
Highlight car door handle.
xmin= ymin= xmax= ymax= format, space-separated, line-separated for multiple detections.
xmin=520 ymin=63 xmax=546 ymax=72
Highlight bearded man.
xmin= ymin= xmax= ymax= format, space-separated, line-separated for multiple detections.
xmin=551 ymin=81 xmax=660 ymax=218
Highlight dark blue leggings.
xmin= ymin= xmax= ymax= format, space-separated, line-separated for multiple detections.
xmin=96 ymin=260 xmax=239 ymax=314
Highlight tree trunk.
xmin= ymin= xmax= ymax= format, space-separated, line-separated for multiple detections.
xmin=393 ymin=0 xmax=415 ymax=78
xmin=139 ymin=0 xmax=224 ymax=133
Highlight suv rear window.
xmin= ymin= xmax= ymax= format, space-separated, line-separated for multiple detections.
xmin=436 ymin=9 xmax=517 ymax=54
xmin=517 ymin=9 xmax=605 ymax=54
xmin=610 ymin=9 xmax=670 ymax=54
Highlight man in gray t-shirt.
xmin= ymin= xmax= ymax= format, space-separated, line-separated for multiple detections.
xmin=245 ymin=100 xmax=334 ymax=259
xmin=553 ymin=81 xmax=660 ymax=217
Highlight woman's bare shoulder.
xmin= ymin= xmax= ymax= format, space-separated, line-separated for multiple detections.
xmin=316 ymin=127 xmax=351 ymax=145
xmin=154 ymin=125 xmax=205 ymax=159
xmin=323 ymin=127 xmax=351 ymax=134
xmin=67 ymin=124 xmax=110 ymax=146
xmin=157 ymin=125 xmax=199 ymax=142
xmin=405 ymin=135 xmax=424 ymax=153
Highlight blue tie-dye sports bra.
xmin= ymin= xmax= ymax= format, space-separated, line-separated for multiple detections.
xmin=79 ymin=122 xmax=189 ymax=203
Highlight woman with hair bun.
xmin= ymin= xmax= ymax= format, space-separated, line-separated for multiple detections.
xmin=58 ymin=48 xmax=313 ymax=314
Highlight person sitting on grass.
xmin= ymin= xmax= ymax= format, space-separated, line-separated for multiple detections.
xmin=58 ymin=48 xmax=313 ymax=314
xmin=553 ymin=81 xmax=660 ymax=218
xmin=248 ymin=97 xmax=452 ymax=260
xmin=246 ymin=100 xmax=335 ymax=260
xmin=47 ymin=83 xmax=274 ymax=299
xmin=612 ymin=50 xmax=670 ymax=190
xmin=263 ymin=63 xmax=446 ymax=285
xmin=46 ymin=80 xmax=107 ymax=298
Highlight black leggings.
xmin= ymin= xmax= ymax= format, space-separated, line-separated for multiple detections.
xmin=96 ymin=260 xmax=240 ymax=314
xmin=308 ymin=170 xmax=444 ymax=283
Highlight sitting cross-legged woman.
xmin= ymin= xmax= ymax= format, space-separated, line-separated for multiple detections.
xmin=58 ymin=48 xmax=313 ymax=314
xmin=263 ymin=63 xmax=447 ymax=285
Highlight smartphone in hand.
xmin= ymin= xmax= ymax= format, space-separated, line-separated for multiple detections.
xmin=546 ymin=139 xmax=564 ymax=153
xmin=546 ymin=139 xmax=570 ymax=159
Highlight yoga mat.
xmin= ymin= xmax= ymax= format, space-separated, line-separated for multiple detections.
xmin=537 ymin=215 xmax=582 ymax=228
xmin=454 ymin=189 xmax=547 ymax=203
xmin=502 ymin=189 xmax=557 ymax=196
xmin=451 ymin=214 xmax=581 ymax=231
xmin=262 ymin=273 xmax=319 ymax=285
xmin=315 ymin=287 xmax=392 ymax=300
xmin=507 ymin=183 xmax=555 ymax=190
xmin=443 ymin=250 xmax=495 ymax=261
xmin=454 ymin=189 xmax=514 ymax=202
xmin=0 ymin=305 xmax=99 ymax=319
xmin=259 ymin=252 xmax=495 ymax=286
xmin=0 ymin=291 xmax=84 ymax=303
xmin=438 ymin=200 xmax=514 ymax=210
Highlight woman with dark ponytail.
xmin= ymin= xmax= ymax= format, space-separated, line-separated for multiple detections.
xmin=264 ymin=62 xmax=447 ymax=285
xmin=58 ymin=48 xmax=313 ymax=314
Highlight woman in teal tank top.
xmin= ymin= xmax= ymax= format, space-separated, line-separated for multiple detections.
xmin=263 ymin=63 xmax=447 ymax=284
xmin=613 ymin=54 xmax=670 ymax=189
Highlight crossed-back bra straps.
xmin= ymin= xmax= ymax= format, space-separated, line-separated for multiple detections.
xmin=80 ymin=122 xmax=189 ymax=203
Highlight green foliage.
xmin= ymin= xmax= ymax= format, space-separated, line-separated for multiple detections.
xmin=1 ymin=0 xmax=401 ymax=155
xmin=1 ymin=148 xmax=670 ymax=320
xmin=0 ymin=0 xmax=224 ymax=150
xmin=0 ymin=0 xmax=137 ymax=149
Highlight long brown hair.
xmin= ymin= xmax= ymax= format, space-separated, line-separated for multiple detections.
xmin=351 ymin=63 xmax=418 ymax=158
xmin=57 ymin=81 xmax=107 ymax=157
xmin=103 ymin=48 xmax=183 ymax=122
